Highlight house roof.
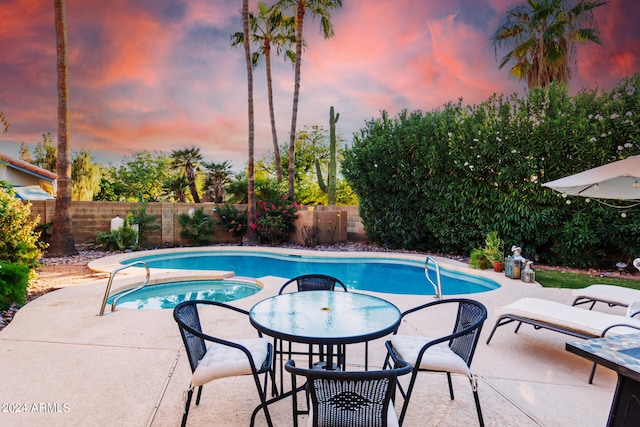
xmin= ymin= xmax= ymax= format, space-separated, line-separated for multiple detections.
xmin=0 ymin=153 xmax=58 ymax=182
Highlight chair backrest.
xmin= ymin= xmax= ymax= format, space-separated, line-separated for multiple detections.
xmin=449 ymin=299 xmax=488 ymax=366
xmin=278 ymin=274 xmax=348 ymax=294
xmin=285 ymin=359 xmax=411 ymax=427
xmin=174 ymin=301 xmax=208 ymax=373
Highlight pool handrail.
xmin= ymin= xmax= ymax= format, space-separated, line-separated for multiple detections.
xmin=425 ymin=256 xmax=442 ymax=299
xmin=99 ymin=261 xmax=151 ymax=316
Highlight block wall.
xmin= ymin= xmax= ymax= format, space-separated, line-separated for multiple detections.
xmin=27 ymin=201 xmax=366 ymax=247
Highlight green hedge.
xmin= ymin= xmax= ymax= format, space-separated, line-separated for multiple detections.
xmin=343 ymin=74 xmax=640 ymax=268
xmin=0 ymin=262 xmax=30 ymax=310
xmin=0 ymin=186 xmax=44 ymax=269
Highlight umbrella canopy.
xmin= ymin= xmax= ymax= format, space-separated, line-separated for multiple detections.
xmin=542 ymin=155 xmax=640 ymax=201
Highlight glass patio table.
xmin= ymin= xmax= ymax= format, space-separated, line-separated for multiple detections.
xmin=249 ymin=290 xmax=402 ymax=371
xmin=249 ymin=290 xmax=402 ymax=426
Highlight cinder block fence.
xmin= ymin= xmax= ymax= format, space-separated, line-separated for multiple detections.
xmin=27 ymin=201 xmax=366 ymax=248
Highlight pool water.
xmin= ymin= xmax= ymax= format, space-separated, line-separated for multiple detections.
xmin=108 ymin=279 xmax=261 ymax=310
xmin=122 ymin=251 xmax=500 ymax=296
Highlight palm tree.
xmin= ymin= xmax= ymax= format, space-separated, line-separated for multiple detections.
xmin=0 ymin=112 xmax=9 ymax=133
xmin=203 ymin=160 xmax=232 ymax=203
xmin=231 ymin=3 xmax=296 ymax=182
xmin=242 ymin=0 xmax=258 ymax=245
xmin=491 ymin=0 xmax=607 ymax=89
xmin=278 ymin=0 xmax=343 ymax=200
xmin=170 ymin=146 xmax=203 ymax=203
xmin=162 ymin=175 xmax=189 ymax=202
xmin=48 ymin=0 xmax=77 ymax=256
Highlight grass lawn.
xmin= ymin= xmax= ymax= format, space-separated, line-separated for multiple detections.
xmin=535 ymin=268 xmax=640 ymax=290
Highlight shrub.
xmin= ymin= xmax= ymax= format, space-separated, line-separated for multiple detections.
xmin=301 ymin=225 xmax=321 ymax=247
xmin=216 ymin=204 xmax=247 ymax=238
xmin=129 ymin=203 xmax=159 ymax=247
xmin=95 ymin=214 xmax=139 ymax=251
xmin=178 ymin=208 xmax=216 ymax=246
xmin=0 ymin=262 xmax=30 ymax=310
xmin=469 ymin=248 xmax=491 ymax=269
xmin=342 ymin=74 xmax=640 ymax=268
xmin=0 ymin=186 xmax=45 ymax=269
xmin=252 ymin=195 xmax=300 ymax=245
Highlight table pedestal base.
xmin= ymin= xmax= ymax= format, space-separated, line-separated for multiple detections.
xmin=608 ymin=374 xmax=640 ymax=426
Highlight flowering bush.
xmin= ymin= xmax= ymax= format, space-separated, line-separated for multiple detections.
xmin=252 ymin=195 xmax=300 ymax=245
xmin=216 ymin=204 xmax=247 ymax=238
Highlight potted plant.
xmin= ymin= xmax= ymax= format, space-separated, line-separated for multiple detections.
xmin=469 ymin=248 xmax=491 ymax=269
xmin=483 ymin=231 xmax=505 ymax=272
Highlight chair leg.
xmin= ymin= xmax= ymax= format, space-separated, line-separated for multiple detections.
xmin=182 ymin=388 xmax=193 ymax=427
xmin=589 ymin=362 xmax=597 ymax=384
xmin=195 ymin=385 xmax=203 ymax=405
xmin=446 ymin=372 xmax=455 ymax=400
xmin=398 ymin=370 xmax=419 ymax=426
xmin=473 ymin=389 xmax=485 ymax=427
xmin=250 ymin=371 xmax=274 ymax=427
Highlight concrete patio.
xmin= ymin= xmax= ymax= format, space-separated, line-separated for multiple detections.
xmin=0 ymin=253 xmax=621 ymax=426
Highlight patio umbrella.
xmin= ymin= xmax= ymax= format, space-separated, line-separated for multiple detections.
xmin=542 ymin=155 xmax=640 ymax=201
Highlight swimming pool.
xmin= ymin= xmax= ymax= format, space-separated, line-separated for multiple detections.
xmin=108 ymin=279 xmax=262 ymax=309
xmin=118 ymin=249 xmax=500 ymax=296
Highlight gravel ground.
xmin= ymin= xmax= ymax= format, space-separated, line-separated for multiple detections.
xmin=0 ymin=250 xmax=114 ymax=331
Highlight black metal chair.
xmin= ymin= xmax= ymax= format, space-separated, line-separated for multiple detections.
xmin=285 ymin=359 xmax=412 ymax=427
xmin=278 ymin=274 xmax=348 ymax=294
xmin=383 ymin=298 xmax=488 ymax=426
xmin=173 ymin=300 xmax=274 ymax=427
xmin=275 ymin=274 xmax=348 ymax=390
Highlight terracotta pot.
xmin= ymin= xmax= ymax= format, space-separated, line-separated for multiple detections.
xmin=492 ymin=261 xmax=504 ymax=273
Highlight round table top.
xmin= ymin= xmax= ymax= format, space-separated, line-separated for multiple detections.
xmin=249 ymin=291 xmax=401 ymax=345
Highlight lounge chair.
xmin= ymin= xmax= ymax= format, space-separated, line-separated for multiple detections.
xmin=572 ymin=284 xmax=640 ymax=310
xmin=486 ymin=297 xmax=640 ymax=382
xmin=487 ymin=297 xmax=640 ymax=343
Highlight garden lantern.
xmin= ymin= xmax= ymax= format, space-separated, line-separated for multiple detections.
xmin=522 ymin=261 xmax=535 ymax=283
xmin=505 ymin=246 xmax=524 ymax=279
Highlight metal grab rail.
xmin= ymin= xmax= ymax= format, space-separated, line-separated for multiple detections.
xmin=424 ymin=256 xmax=442 ymax=299
xmin=98 ymin=261 xmax=150 ymax=316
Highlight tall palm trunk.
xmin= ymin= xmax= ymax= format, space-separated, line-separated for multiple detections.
xmin=243 ymin=0 xmax=258 ymax=245
xmin=287 ymin=0 xmax=305 ymax=200
xmin=48 ymin=0 xmax=76 ymax=256
xmin=0 ymin=112 xmax=9 ymax=133
xmin=186 ymin=166 xmax=200 ymax=203
xmin=264 ymin=40 xmax=283 ymax=181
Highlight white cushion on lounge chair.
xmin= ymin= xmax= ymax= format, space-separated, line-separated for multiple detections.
xmin=390 ymin=335 xmax=471 ymax=377
xmin=627 ymin=301 xmax=640 ymax=317
xmin=192 ymin=338 xmax=270 ymax=387
xmin=497 ymin=297 xmax=640 ymax=337
xmin=572 ymin=284 xmax=640 ymax=307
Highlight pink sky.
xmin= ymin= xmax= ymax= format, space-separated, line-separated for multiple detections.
xmin=0 ymin=0 xmax=638 ymax=170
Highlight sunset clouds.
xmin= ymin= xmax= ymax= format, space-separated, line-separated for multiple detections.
xmin=0 ymin=0 xmax=637 ymax=169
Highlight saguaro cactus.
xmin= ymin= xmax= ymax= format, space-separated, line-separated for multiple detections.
xmin=316 ymin=106 xmax=339 ymax=205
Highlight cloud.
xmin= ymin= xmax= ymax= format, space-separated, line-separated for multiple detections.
xmin=0 ymin=0 xmax=637 ymax=170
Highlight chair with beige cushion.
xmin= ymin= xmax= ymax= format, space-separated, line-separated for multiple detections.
xmin=173 ymin=300 xmax=274 ymax=427
xmin=384 ymin=298 xmax=487 ymax=426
